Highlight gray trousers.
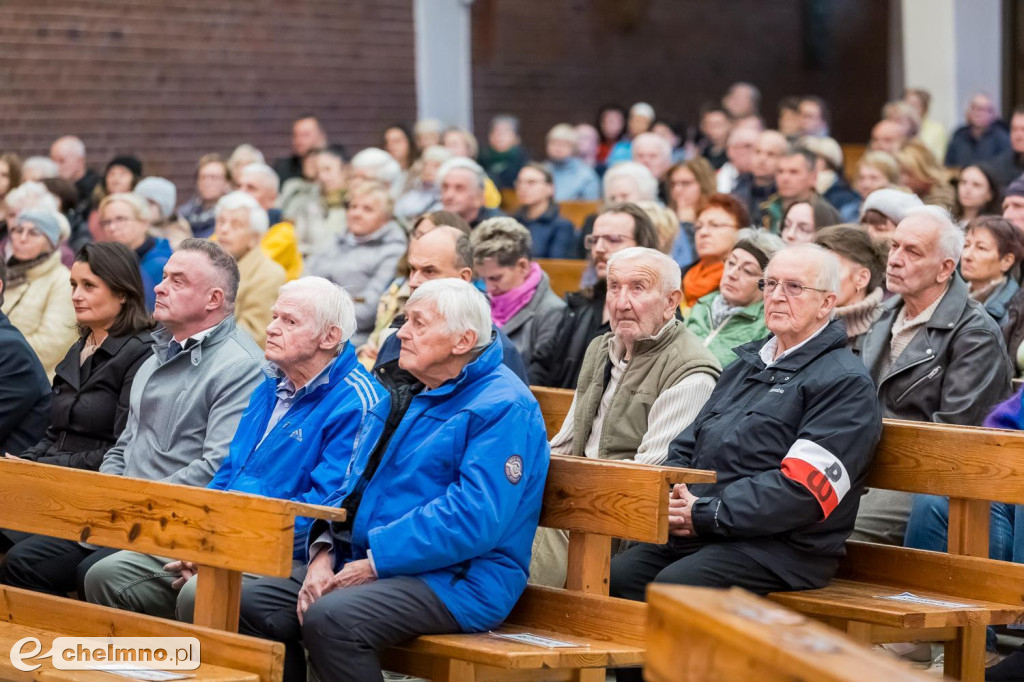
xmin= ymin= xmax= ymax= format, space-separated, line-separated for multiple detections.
xmin=83 ymin=550 xmax=259 ymax=623
xmin=850 ymin=488 xmax=913 ymax=546
xmin=239 ymin=564 xmax=459 ymax=682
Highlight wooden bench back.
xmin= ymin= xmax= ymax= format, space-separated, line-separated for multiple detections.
xmin=842 ymin=143 xmax=867 ymax=183
xmin=536 ymin=258 xmax=587 ymax=298
xmin=647 ymin=585 xmax=930 ymax=682
xmin=0 ymin=458 xmax=345 ymax=631
xmin=561 ymin=200 xmax=600 ymax=228
xmin=532 ymin=385 xmax=573 ymax=438
xmin=499 ymin=188 xmax=518 ymax=212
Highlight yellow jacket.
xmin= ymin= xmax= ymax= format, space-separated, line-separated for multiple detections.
xmin=261 ymin=221 xmax=303 ymax=281
xmin=235 ymin=247 xmax=287 ymax=348
xmin=1 ymin=251 xmax=78 ymax=378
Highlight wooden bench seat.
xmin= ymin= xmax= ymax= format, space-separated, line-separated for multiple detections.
xmin=384 ymin=446 xmax=716 ymax=681
xmin=0 ymin=457 xmax=347 ymax=681
xmin=647 ymin=585 xmax=930 ymax=682
xmin=536 ymin=259 xmax=587 ymax=299
xmin=768 ymin=419 xmax=1024 ymax=681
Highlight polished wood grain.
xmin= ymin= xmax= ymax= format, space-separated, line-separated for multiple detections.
xmin=559 ymin=201 xmax=600 ymax=229
xmin=532 ymin=385 xmax=573 ymax=439
xmin=648 ymin=586 xmax=930 ymax=682
xmin=536 ymin=259 xmax=588 ymax=299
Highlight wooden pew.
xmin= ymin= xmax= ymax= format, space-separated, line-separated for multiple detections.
xmin=0 ymin=457 xmax=346 ymax=681
xmin=842 ymin=143 xmax=868 ymax=183
xmin=500 ymin=188 xmax=519 ymax=212
xmin=769 ymin=419 xmax=1024 ymax=682
xmin=537 ymin=258 xmax=588 ymax=299
xmin=647 ymin=585 xmax=930 ymax=682
xmin=560 ymin=200 xmax=600 ymax=229
xmin=383 ymin=454 xmax=717 ymax=681
xmin=532 ymin=385 xmax=574 ymax=439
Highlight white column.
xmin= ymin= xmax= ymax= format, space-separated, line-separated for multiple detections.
xmin=414 ymin=0 xmax=473 ymax=129
xmin=900 ymin=0 xmax=1002 ymax=130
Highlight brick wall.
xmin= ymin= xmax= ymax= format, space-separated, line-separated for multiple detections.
xmin=0 ymin=0 xmax=416 ymax=198
xmin=471 ymin=0 xmax=890 ymax=154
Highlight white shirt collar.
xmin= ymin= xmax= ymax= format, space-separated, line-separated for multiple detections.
xmin=173 ymin=323 xmax=219 ymax=347
xmin=758 ymin=321 xmax=830 ymax=368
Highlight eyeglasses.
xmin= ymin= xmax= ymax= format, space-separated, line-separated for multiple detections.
xmin=9 ymin=225 xmax=42 ymax=238
xmin=758 ymin=278 xmax=830 ymax=297
xmin=694 ymin=221 xmax=738 ymax=231
xmin=584 ymin=233 xmax=635 ymax=249
xmin=99 ymin=215 xmax=137 ymax=230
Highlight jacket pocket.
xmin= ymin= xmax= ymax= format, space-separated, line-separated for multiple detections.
xmin=895 ymin=365 xmax=944 ymax=405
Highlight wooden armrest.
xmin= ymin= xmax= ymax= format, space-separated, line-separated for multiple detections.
xmin=280 ymin=501 xmax=347 ymax=522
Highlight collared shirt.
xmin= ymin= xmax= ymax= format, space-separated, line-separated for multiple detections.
xmin=257 ymin=357 xmax=337 ymax=447
xmin=883 ymin=286 xmax=949 ymax=376
xmin=172 ymin=324 xmax=219 ymax=349
xmin=758 ymin=321 xmax=830 ymax=368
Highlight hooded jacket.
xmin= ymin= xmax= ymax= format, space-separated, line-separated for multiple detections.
xmin=667 ymin=320 xmax=882 ymax=589
xmin=209 ymin=344 xmax=384 ymax=556
xmin=309 ymin=339 xmax=550 ymax=632
xmin=685 ymin=292 xmax=769 ymax=368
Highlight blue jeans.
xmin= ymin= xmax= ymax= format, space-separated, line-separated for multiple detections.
xmin=904 ymin=495 xmax=1023 ymax=650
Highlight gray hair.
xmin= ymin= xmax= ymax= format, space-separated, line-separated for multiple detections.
xmin=228 ymin=144 xmax=265 ymax=170
xmin=278 ymin=276 xmax=357 ymax=348
xmin=351 ymin=148 xmax=402 ymax=186
xmin=607 ymin=246 xmax=682 ymax=294
xmin=491 ymin=115 xmax=520 ymax=134
xmin=22 ymin=156 xmax=59 ymax=179
xmin=420 ymin=145 xmax=454 ymax=164
xmin=176 ymin=238 xmax=241 ymax=309
xmin=437 ymin=157 xmax=487 ymax=192
xmin=4 ymin=181 xmax=59 ymax=214
xmin=406 ymin=278 xmax=492 ymax=351
xmin=767 ymin=243 xmax=841 ymax=294
xmin=630 ymin=102 xmax=656 ymax=121
xmin=414 ymin=118 xmax=445 ymax=136
xmin=215 ymin=190 xmax=270 ymax=235
xmin=602 ymin=161 xmax=658 ymax=201
xmin=902 ymin=205 xmax=965 ymax=262
xmin=239 ymin=162 xmax=280 ymax=194
xmin=632 ymin=132 xmax=672 ymax=162
xmin=472 ymin=217 xmax=532 ymax=266
xmin=52 ymin=135 xmax=86 ymax=158
xmin=547 ymin=123 xmax=578 ymax=144
xmin=734 ymin=227 xmax=785 ymax=260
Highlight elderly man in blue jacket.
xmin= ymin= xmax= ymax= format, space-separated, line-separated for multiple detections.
xmin=83 ymin=276 xmax=384 ymax=622
xmin=239 ymin=278 xmax=550 ymax=682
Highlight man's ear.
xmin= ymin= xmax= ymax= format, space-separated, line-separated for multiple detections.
xmin=666 ymin=289 xmax=683 ymax=317
xmin=320 ymin=325 xmax=343 ymax=352
xmin=459 ymin=268 xmax=474 ymax=283
xmin=451 ymin=328 xmax=480 ymax=357
xmin=207 ymin=287 xmax=226 ymax=312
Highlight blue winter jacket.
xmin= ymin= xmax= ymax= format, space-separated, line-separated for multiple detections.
xmin=137 ymin=236 xmax=171 ymax=311
xmin=209 ymin=344 xmax=384 ymax=556
xmin=313 ymin=339 xmax=550 ymax=632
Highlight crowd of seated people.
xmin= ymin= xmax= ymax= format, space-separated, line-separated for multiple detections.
xmin=6 ymin=81 xmax=1024 ymax=681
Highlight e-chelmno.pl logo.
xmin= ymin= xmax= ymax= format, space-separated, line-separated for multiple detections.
xmin=10 ymin=636 xmax=200 ymax=672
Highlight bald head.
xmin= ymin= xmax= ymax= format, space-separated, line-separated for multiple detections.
xmin=50 ymin=135 xmax=87 ymax=182
xmin=632 ymin=132 xmax=673 ymax=180
xmin=751 ymin=130 xmax=788 ymax=182
xmin=407 ymin=225 xmax=474 ymax=291
xmin=870 ymin=120 xmax=906 ymax=154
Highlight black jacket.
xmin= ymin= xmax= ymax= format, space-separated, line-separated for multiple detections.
xmin=528 ymin=281 xmax=609 ymax=389
xmin=860 ymin=276 xmax=1013 ymax=425
xmin=20 ymin=330 xmax=154 ymax=469
xmin=0 ymin=312 xmax=50 ymax=455
xmin=666 ymin=320 xmax=882 ymax=589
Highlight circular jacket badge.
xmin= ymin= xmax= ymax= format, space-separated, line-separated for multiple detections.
xmin=504 ymin=455 xmax=523 ymax=485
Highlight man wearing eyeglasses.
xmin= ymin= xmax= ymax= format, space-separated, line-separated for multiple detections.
xmin=528 ymin=203 xmax=661 ymax=389
xmin=610 ymin=244 xmax=881 ymax=682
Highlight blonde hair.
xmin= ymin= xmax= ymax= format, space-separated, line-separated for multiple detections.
xmin=636 ymin=201 xmax=679 ymax=254
xmin=896 ymin=139 xmax=949 ymax=188
xmin=99 ymin=192 xmax=151 ymax=222
xmin=857 ymin=151 xmax=900 ymax=184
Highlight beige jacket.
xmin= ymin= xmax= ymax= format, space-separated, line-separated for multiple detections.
xmin=235 ymin=247 xmax=286 ymax=348
xmin=2 ymin=251 xmax=77 ymax=378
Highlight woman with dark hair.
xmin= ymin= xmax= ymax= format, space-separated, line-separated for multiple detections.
xmin=16 ymin=241 xmax=155 ymax=470
xmin=780 ymin=196 xmax=842 ymax=245
xmin=513 ymin=163 xmax=576 ymax=259
xmin=87 ymin=155 xmax=143 ymax=242
xmin=595 ymin=105 xmax=627 ymax=164
xmin=682 ymin=193 xmax=750 ymax=311
xmin=953 ymin=164 xmax=1002 ymax=226
xmin=814 ymin=225 xmax=887 ymax=350
xmin=383 ymin=124 xmax=417 ymax=172
xmin=960 ymin=216 xmax=1023 ymax=324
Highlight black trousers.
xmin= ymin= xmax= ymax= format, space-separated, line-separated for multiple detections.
xmin=0 ymin=534 xmax=115 ymax=597
xmin=239 ymin=562 xmax=460 ymax=682
xmin=610 ymin=541 xmax=793 ymax=682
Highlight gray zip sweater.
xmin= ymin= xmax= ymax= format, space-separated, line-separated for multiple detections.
xmin=99 ymin=315 xmax=263 ymax=486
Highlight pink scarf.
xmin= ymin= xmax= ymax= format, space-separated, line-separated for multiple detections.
xmin=491 ymin=262 xmax=544 ymax=327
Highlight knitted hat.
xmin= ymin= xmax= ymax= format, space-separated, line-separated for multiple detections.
xmin=134 ymin=177 xmax=177 ymax=220
xmin=105 ymin=155 xmax=143 ymax=178
xmin=16 ymin=209 xmax=62 ymax=248
xmin=1005 ymin=176 xmax=1024 ymax=199
xmin=733 ymin=238 xmax=771 ymax=270
xmin=860 ymin=188 xmax=923 ymax=223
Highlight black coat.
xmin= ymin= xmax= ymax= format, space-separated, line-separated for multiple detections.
xmin=0 ymin=312 xmax=50 ymax=455
xmin=527 ymin=281 xmax=609 ymax=389
xmin=667 ymin=320 xmax=882 ymax=589
xmin=20 ymin=330 xmax=154 ymax=469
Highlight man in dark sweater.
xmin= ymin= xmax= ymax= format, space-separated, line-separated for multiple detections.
xmin=0 ymin=259 xmax=51 ymax=456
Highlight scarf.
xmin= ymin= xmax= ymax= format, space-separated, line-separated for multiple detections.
xmin=5 ymin=252 xmax=52 ymax=289
xmin=968 ymin=277 xmax=1006 ymax=304
xmin=835 ymin=288 xmax=884 ymax=339
xmin=683 ymin=260 xmax=724 ymax=307
xmin=709 ymin=292 xmax=744 ymax=329
xmin=491 ymin=262 xmax=543 ymax=328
